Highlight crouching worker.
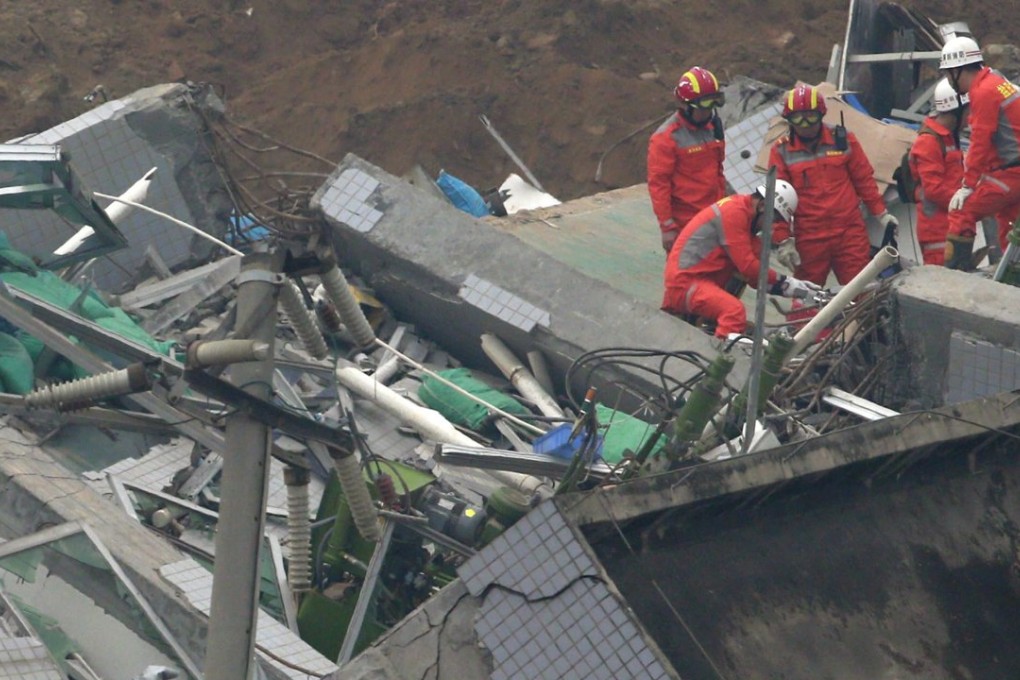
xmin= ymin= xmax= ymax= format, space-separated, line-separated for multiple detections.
xmin=662 ymin=180 xmax=820 ymax=340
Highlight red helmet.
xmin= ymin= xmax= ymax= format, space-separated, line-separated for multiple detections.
xmin=782 ymin=84 xmax=827 ymax=118
xmin=674 ymin=67 xmax=722 ymax=104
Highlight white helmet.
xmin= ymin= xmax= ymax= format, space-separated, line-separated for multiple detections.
xmin=756 ymin=179 xmax=798 ymax=223
xmin=940 ymin=36 xmax=983 ymax=70
xmin=933 ymin=77 xmax=964 ymax=112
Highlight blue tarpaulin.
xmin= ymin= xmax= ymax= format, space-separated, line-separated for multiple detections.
xmin=436 ymin=170 xmax=489 ymax=218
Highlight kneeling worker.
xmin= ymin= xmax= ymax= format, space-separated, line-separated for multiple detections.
xmin=662 ymin=180 xmax=820 ymax=339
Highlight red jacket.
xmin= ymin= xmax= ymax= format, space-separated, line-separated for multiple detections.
xmin=963 ymin=67 xmax=1020 ymax=187
xmin=647 ymin=112 xmax=726 ymax=233
xmin=769 ymin=124 xmax=886 ymax=242
xmin=908 ymin=118 xmax=964 ymax=243
xmin=664 ymin=194 xmax=780 ymax=291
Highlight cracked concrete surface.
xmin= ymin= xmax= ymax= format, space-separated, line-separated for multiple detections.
xmin=335 ymin=581 xmax=490 ymax=680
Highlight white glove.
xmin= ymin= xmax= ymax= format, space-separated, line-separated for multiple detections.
xmin=878 ymin=211 xmax=899 ymax=234
xmin=949 ymin=186 xmax=973 ymax=211
xmin=779 ymin=275 xmax=821 ymax=300
xmin=774 ymin=238 xmax=800 ymax=269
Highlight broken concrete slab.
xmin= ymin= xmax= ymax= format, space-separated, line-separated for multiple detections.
xmin=888 ymin=266 xmax=1020 ymax=408
xmin=5 ymin=83 xmax=233 ymax=292
xmin=312 ymin=154 xmax=749 ymax=410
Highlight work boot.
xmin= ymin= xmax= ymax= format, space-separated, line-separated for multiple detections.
xmin=944 ymin=235 xmax=975 ymax=271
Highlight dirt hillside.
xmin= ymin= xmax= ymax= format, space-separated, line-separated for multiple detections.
xmin=0 ymin=1 xmax=1014 ymax=200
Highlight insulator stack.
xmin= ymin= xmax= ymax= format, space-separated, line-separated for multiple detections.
xmin=319 ymin=260 xmax=376 ymax=349
xmin=316 ymin=300 xmax=343 ymax=333
xmin=375 ymin=473 xmax=399 ymax=509
xmin=283 ymin=467 xmax=312 ymax=595
xmin=278 ymin=280 xmax=329 ymax=359
xmin=23 ymin=363 xmax=152 ymax=412
xmin=331 ymin=448 xmax=381 ymax=542
xmin=186 ymin=339 xmax=270 ymax=368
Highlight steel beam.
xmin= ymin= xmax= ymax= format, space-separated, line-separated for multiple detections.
xmin=205 ymin=254 xmax=278 ymax=680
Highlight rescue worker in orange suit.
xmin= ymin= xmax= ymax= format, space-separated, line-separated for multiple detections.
xmin=662 ymin=180 xmax=820 ymax=340
xmin=768 ymin=84 xmax=898 ymax=285
xmin=648 ymin=66 xmax=727 ymax=254
xmin=907 ymin=78 xmax=967 ymax=266
xmin=940 ymin=36 xmax=1020 ymax=270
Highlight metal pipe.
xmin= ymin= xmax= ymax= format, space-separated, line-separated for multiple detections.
xmin=526 ymin=350 xmax=556 ymax=396
xmin=479 ymin=114 xmax=547 ymax=193
xmin=283 ymin=466 xmax=312 ymax=595
xmin=790 ymin=246 xmax=898 ymax=357
xmin=205 ymin=254 xmax=277 ymax=680
xmin=336 ymin=519 xmax=395 ymax=665
xmin=278 ymin=280 xmax=329 ymax=359
xmin=481 ymin=333 xmax=565 ymax=418
xmin=744 ymin=169 xmax=777 ymax=455
xmin=334 ymin=364 xmax=552 ymax=498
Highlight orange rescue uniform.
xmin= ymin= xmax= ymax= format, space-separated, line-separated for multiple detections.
xmin=769 ymin=124 xmax=887 ymax=285
xmin=647 ymin=112 xmax=726 ymax=242
xmin=908 ymin=118 xmax=964 ymax=265
xmin=948 ymin=67 xmax=1020 ymax=250
xmin=662 ymin=194 xmax=781 ymax=337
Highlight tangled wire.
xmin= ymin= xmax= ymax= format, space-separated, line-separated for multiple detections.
xmin=186 ymin=84 xmax=336 ymax=240
xmin=771 ymin=280 xmax=897 ymax=436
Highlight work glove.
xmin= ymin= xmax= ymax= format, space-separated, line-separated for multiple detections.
xmin=878 ymin=211 xmax=899 ymax=247
xmin=949 ymin=186 xmax=974 ymax=212
xmin=661 ymin=227 xmax=680 ymax=254
xmin=878 ymin=211 xmax=899 ymax=235
xmin=771 ymin=275 xmax=821 ymax=300
xmin=774 ymin=238 xmax=800 ymax=269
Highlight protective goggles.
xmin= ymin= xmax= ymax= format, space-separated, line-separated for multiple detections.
xmin=689 ymin=94 xmax=726 ymax=109
xmin=786 ymin=111 xmax=823 ymax=127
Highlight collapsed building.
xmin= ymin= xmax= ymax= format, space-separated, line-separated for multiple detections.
xmin=0 ymin=2 xmax=1018 ymax=679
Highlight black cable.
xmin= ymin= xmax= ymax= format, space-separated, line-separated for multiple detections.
xmin=563 ymin=346 xmax=716 ymax=417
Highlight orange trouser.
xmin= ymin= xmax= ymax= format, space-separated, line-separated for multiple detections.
xmin=920 ymin=241 xmax=945 ymax=266
xmin=793 ymin=226 xmax=872 ymax=286
xmin=662 ymin=279 xmax=746 ymax=338
xmin=948 ymin=167 xmax=1020 ymax=250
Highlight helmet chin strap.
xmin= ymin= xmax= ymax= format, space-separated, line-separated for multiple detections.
xmin=791 ymin=124 xmax=821 ymax=144
xmin=750 ymin=202 xmax=764 ymax=235
xmin=948 ymin=68 xmax=964 ymax=96
xmin=680 ymin=105 xmax=711 ymax=127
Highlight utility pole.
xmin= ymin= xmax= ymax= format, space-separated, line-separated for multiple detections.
xmin=204 ymin=253 xmax=280 ymax=680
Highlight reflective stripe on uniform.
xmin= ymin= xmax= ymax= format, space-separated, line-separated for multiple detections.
xmin=776 ymin=138 xmax=849 ymax=170
xmin=983 ymin=174 xmax=1011 ymax=192
xmin=683 ymin=283 xmax=700 ymax=313
xmin=677 ymin=203 xmax=725 ymax=270
xmin=671 ymin=124 xmax=718 ymax=151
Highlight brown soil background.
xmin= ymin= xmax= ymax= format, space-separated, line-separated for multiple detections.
xmin=1 ymin=1 xmax=1013 ymax=200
